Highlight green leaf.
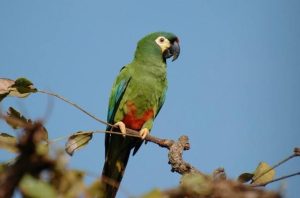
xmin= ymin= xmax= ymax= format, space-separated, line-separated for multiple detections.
xmin=0 ymin=132 xmax=18 ymax=153
xmin=237 ymin=172 xmax=254 ymax=183
xmin=9 ymin=77 xmax=37 ymax=98
xmin=0 ymin=78 xmax=15 ymax=102
xmin=65 ymin=131 xmax=93 ymax=156
xmin=12 ymin=77 xmax=37 ymax=93
xmin=252 ymin=162 xmax=275 ymax=185
xmin=20 ymin=174 xmax=57 ymax=198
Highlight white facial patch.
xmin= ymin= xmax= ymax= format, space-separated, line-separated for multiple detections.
xmin=155 ymin=36 xmax=171 ymax=52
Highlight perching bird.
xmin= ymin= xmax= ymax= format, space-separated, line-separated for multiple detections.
xmin=101 ymin=32 xmax=180 ymax=198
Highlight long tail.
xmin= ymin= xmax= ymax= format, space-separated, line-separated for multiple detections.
xmin=101 ymin=134 xmax=132 ymax=198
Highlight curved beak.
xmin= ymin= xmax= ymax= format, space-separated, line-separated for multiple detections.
xmin=170 ymin=40 xmax=180 ymax=61
xmin=163 ymin=39 xmax=180 ymax=61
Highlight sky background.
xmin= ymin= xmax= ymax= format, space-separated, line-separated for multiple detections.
xmin=1 ymin=0 xmax=299 ymax=197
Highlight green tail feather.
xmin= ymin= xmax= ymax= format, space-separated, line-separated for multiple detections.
xmin=101 ymin=150 xmax=130 ymax=198
xmin=101 ymin=132 xmax=133 ymax=198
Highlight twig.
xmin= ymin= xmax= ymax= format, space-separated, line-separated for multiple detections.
xmin=38 ymin=90 xmax=113 ymax=127
xmin=252 ymin=171 xmax=300 ymax=187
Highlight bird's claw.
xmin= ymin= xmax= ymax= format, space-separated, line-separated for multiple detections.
xmin=139 ymin=128 xmax=149 ymax=140
xmin=114 ymin=121 xmax=126 ymax=137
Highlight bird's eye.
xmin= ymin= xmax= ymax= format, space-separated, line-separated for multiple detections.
xmin=159 ymin=37 xmax=165 ymax=43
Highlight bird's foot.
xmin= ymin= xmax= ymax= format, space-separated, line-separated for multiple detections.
xmin=114 ymin=121 xmax=126 ymax=137
xmin=139 ymin=128 xmax=149 ymax=140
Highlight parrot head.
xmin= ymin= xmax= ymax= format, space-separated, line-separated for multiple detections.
xmin=134 ymin=32 xmax=180 ymax=63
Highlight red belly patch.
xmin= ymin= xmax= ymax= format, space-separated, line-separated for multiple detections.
xmin=122 ymin=101 xmax=154 ymax=130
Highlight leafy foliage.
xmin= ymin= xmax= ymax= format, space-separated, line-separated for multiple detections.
xmin=0 ymin=109 xmax=102 ymax=197
xmin=0 ymin=107 xmax=49 ymax=155
xmin=5 ymin=107 xmax=32 ymax=129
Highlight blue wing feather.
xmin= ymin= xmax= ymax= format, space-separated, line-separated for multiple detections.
xmin=105 ymin=67 xmax=131 ymax=156
xmin=107 ymin=78 xmax=131 ymax=123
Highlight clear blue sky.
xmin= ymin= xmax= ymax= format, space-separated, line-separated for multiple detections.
xmin=1 ymin=1 xmax=299 ymax=197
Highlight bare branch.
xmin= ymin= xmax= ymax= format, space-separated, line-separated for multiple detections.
xmin=252 ymin=172 xmax=300 ymax=187
xmin=168 ymin=135 xmax=206 ymax=176
xmin=38 ymin=90 xmax=113 ymax=127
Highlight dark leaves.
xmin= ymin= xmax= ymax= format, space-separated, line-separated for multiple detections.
xmin=5 ymin=107 xmax=32 ymax=129
xmin=237 ymin=173 xmax=254 ymax=183
xmin=237 ymin=162 xmax=275 ymax=185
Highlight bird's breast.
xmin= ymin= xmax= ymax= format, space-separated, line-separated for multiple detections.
xmin=122 ymin=101 xmax=154 ymax=130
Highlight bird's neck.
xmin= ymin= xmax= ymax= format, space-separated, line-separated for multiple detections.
xmin=133 ymin=46 xmax=166 ymax=67
xmin=130 ymin=58 xmax=167 ymax=79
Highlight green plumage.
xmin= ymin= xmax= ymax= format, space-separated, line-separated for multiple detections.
xmin=101 ymin=32 xmax=179 ymax=198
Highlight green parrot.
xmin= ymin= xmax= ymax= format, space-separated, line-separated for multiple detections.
xmin=101 ymin=32 xmax=180 ymax=198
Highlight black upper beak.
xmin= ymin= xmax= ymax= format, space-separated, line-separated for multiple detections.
xmin=170 ymin=40 xmax=180 ymax=61
xmin=163 ymin=39 xmax=180 ymax=61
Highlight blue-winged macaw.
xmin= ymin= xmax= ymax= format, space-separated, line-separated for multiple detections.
xmin=101 ymin=32 xmax=180 ymax=197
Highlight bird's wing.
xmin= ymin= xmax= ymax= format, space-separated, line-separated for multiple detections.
xmin=105 ymin=66 xmax=131 ymax=156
